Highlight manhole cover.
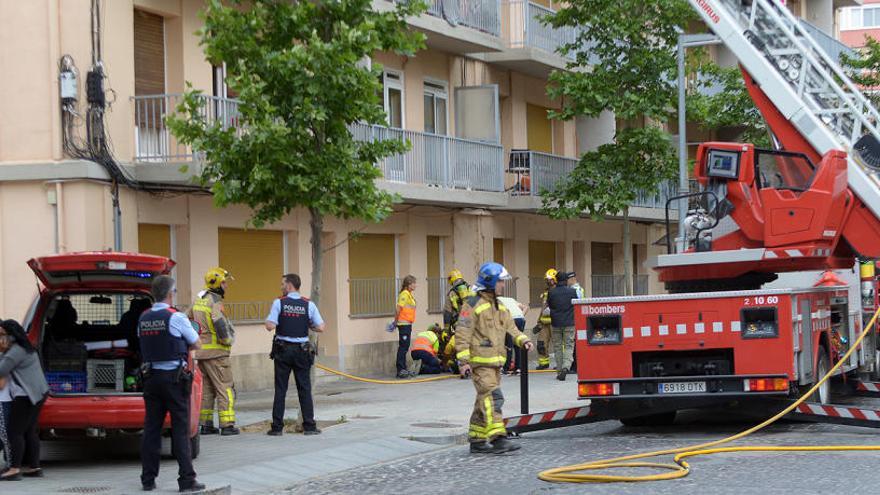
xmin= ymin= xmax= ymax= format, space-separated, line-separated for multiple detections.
xmin=59 ymin=488 xmax=112 ymax=494
xmin=411 ymin=422 xmax=461 ymax=428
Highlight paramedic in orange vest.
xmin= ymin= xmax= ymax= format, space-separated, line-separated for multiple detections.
xmin=410 ymin=324 xmax=445 ymax=374
xmin=394 ymin=275 xmax=417 ymax=379
xmin=189 ymin=268 xmax=239 ymax=436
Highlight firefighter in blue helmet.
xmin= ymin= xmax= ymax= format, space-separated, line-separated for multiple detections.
xmin=455 ymin=262 xmax=533 ymax=454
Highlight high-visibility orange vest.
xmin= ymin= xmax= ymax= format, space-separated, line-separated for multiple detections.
xmin=396 ymin=289 xmax=416 ymax=325
xmin=411 ymin=331 xmax=439 ymax=356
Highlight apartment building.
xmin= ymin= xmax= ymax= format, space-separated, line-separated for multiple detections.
xmin=839 ymin=0 xmax=880 ymax=47
xmin=0 ymin=0 xmax=849 ymax=387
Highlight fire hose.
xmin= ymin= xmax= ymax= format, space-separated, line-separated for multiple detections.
xmin=314 ymin=364 xmax=557 ymax=385
xmin=538 ymin=306 xmax=880 ymax=484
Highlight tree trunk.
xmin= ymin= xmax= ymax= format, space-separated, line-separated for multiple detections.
xmin=623 ymin=206 xmax=633 ymax=296
xmin=299 ymin=207 xmax=324 ymax=431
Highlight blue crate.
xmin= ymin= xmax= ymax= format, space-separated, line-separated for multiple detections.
xmin=46 ymin=371 xmax=87 ymax=394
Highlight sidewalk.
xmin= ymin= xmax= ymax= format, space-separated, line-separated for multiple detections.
xmin=15 ymin=370 xmax=580 ymax=494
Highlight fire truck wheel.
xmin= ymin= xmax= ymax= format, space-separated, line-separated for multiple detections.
xmin=618 ymin=410 xmax=677 ymax=427
xmin=806 ymin=346 xmax=831 ymax=405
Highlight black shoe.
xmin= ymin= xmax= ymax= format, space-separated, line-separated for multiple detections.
xmin=556 ymin=368 xmax=568 ymax=381
xmin=22 ymin=468 xmax=43 ymax=478
xmin=200 ymin=425 xmax=220 ymax=435
xmin=469 ymin=442 xmax=495 ymax=454
xmin=303 ymin=428 xmax=322 ymax=436
xmin=142 ymin=480 xmax=156 ymax=491
xmin=491 ymin=437 xmax=521 ymax=453
xmin=536 ymin=364 xmax=549 ymax=370
xmin=0 ymin=472 xmax=21 ymax=481
xmin=220 ymin=426 xmax=240 ymax=436
xmin=179 ymin=481 xmax=206 ymax=492
xmin=500 ymin=368 xmax=509 ymax=375
xmin=397 ymin=370 xmax=411 ymax=379
xmin=267 ymin=428 xmax=283 ymax=436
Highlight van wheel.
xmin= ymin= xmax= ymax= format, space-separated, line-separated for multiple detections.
xmin=619 ymin=410 xmax=677 ymax=427
xmin=809 ymin=346 xmax=831 ymax=405
xmin=190 ymin=432 xmax=200 ymax=460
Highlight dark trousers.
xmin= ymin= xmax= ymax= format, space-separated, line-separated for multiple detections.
xmin=396 ymin=325 xmax=412 ymax=372
xmin=272 ymin=341 xmax=316 ymax=431
xmin=410 ymin=350 xmax=443 ymax=374
xmin=504 ymin=318 xmax=526 ymax=371
xmin=141 ymin=369 xmax=196 ymax=488
xmin=9 ymin=397 xmax=44 ymax=469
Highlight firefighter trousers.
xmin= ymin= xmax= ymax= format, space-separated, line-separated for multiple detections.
xmin=198 ymin=356 xmax=236 ymax=427
xmin=552 ymin=326 xmax=575 ymax=372
xmin=536 ymin=323 xmax=552 ymax=367
xmin=468 ymin=366 xmax=506 ymax=443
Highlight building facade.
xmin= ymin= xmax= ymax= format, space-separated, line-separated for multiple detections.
xmin=0 ymin=0 xmax=851 ymax=388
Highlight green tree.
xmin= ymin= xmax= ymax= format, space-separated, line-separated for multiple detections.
xmin=841 ymin=35 xmax=880 ymax=108
xmin=542 ymin=0 xmax=692 ymax=295
xmin=168 ymin=0 xmax=425 ymax=312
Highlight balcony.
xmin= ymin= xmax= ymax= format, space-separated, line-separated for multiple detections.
xmin=351 ymin=123 xmax=506 ymax=196
xmin=380 ymin=0 xmax=504 ymax=53
xmin=132 ymin=94 xmax=241 ymax=164
xmin=478 ymin=1 xmax=581 ymax=77
xmin=591 ymin=274 xmax=649 ymax=297
xmin=506 ymin=150 xmax=677 ymax=218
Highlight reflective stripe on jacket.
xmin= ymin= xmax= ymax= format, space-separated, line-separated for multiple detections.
xmin=411 ymin=331 xmax=439 ymax=355
xmin=454 ymin=292 xmax=530 ymax=368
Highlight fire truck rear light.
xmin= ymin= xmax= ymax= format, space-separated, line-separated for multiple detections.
xmin=579 ymin=382 xmax=619 ymax=397
xmin=744 ymin=378 xmax=789 ymax=392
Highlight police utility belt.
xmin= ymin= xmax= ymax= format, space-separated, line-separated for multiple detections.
xmin=139 ymin=361 xmax=193 ymax=384
xmin=271 ymin=339 xmax=316 ymax=356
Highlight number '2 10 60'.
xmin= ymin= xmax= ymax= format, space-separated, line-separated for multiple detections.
xmin=743 ymin=296 xmax=779 ymax=306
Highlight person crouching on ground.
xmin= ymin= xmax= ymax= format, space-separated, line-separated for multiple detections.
xmin=456 ymin=262 xmax=533 ymax=454
xmin=409 ymin=324 xmax=445 ymax=375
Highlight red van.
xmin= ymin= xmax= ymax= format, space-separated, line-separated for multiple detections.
xmin=22 ymin=252 xmax=202 ymax=457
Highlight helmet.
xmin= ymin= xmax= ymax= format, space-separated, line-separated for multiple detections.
xmin=204 ymin=267 xmax=232 ymax=290
xmin=474 ymin=262 xmax=511 ymax=291
xmin=448 ymin=269 xmax=464 ymax=285
xmin=545 ymin=268 xmax=558 ymax=282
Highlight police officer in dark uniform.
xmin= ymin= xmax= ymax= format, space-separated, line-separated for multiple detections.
xmin=138 ymin=275 xmax=204 ymax=492
xmin=264 ymin=273 xmax=325 ymax=436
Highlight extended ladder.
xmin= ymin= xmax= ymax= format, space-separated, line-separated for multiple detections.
xmin=688 ymin=0 xmax=880 ymax=222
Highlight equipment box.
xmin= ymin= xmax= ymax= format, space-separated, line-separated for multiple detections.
xmin=86 ymin=359 xmax=125 ymax=392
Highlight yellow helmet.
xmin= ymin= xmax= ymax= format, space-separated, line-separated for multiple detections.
xmin=205 ymin=267 xmax=232 ymax=290
xmin=545 ymin=268 xmax=558 ymax=282
xmin=448 ymin=269 xmax=464 ymax=285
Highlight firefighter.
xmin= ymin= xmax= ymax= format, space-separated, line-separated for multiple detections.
xmin=533 ymin=269 xmax=557 ymax=370
xmin=409 ymin=324 xmax=445 ymax=374
xmin=567 ymin=273 xmax=585 ymax=373
xmin=456 ymin=262 xmax=533 ymax=454
xmin=190 ymin=267 xmax=239 ymax=436
xmin=443 ymin=269 xmax=475 ymax=334
xmin=437 ymin=328 xmax=458 ymax=374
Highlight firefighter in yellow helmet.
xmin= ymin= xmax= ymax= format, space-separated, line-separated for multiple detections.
xmin=533 ymin=268 xmax=557 ymax=370
xmin=443 ymin=269 xmax=475 ymax=334
xmin=188 ymin=268 xmax=239 ymax=435
xmin=456 ymin=262 xmax=532 ymax=454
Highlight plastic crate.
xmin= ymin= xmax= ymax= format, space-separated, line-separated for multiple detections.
xmin=86 ymin=359 xmax=125 ymax=392
xmin=46 ymin=371 xmax=87 ymax=394
xmin=46 ymin=358 xmax=85 ymax=372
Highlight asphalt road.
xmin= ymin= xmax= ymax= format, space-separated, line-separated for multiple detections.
xmin=283 ymin=406 xmax=880 ymax=495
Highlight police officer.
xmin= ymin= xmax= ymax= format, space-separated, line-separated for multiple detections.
xmin=264 ymin=273 xmax=325 ymax=436
xmin=456 ymin=262 xmax=533 ymax=454
xmin=138 ymin=275 xmax=204 ymax=492
xmin=190 ymin=268 xmax=239 ymax=436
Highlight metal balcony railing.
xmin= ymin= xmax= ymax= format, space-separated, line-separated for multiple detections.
xmin=223 ymin=301 xmax=274 ymax=323
xmin=351 ymin=123 xmax=505 ymax=192
xmin=424 ymin=0 xmax=501 ymax=36
xmin=349 ymin=278 xmax=401 ymax=318
xmin=426 ymin=277 xmax=449 ymax=314
xmin=505 ymin=1 xmax=580 ymax=59
xmin=528 ymin=276 xmax=546 ymax=308
xmin=591 ymin=274 xmax=650 ymax=297
xmin=508 ymin=150 xmax=677 ymax=210
xmin=132 ymin=94 xmax=241 ymax=163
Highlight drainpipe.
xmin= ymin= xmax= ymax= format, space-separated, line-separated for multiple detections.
xmin=46 ymin=181 xmax=66 ymax=253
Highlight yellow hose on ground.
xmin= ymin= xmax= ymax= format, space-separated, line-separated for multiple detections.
xmin=314 ymin=364 xmax=558 ymax=384
xmin=539 ymin=306 xmax=880 ymax=483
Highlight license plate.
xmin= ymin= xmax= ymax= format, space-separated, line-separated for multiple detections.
xmin=658 ymin=381 xmax=706 ymax=394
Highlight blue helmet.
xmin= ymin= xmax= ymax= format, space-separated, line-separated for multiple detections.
xmin=474 ymin=262 xmax=511 ymax=291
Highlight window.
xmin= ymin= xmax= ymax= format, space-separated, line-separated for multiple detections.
xmin=426 ymin=236 xmax=446 ymax=313
xmin=218 ymin=228 xmax=283 ymax=322
xmin=423 ymin=81 xmax=448 ymax=135
xmin=138 ymin=224 xmax=171 ymax=260
xmin=842 ymin=6 xmax=880 ymax=30
xmin=755 ymin=150 xmax=815 ymax=191
xmin=528 ymin=240 xmax=557 ymax=307
xmin=382 ymin=71 xmax=405 ymax=128
xmin=213 ymin=64 xmax=238 ymax=99
xmin=527 ymin=104 xmax=553 ymax=153
xmin=348 ymin=234 xmax=398 ymax=317
xmin=133 ymin=10 xmax=165 ymax=96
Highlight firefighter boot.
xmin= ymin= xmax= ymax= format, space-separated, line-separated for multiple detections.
xmin=491 ymin=437 xmax=521 ymax=453
xmin=220 ymin=425 xmax=240 ymax=436
xmin=200 ymin=423 xmax=220 ymax=435
xmin=556 ymin=368 xmax=568 ymax=381
xmin=469 ymin=441 xmax=496 ymax=454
